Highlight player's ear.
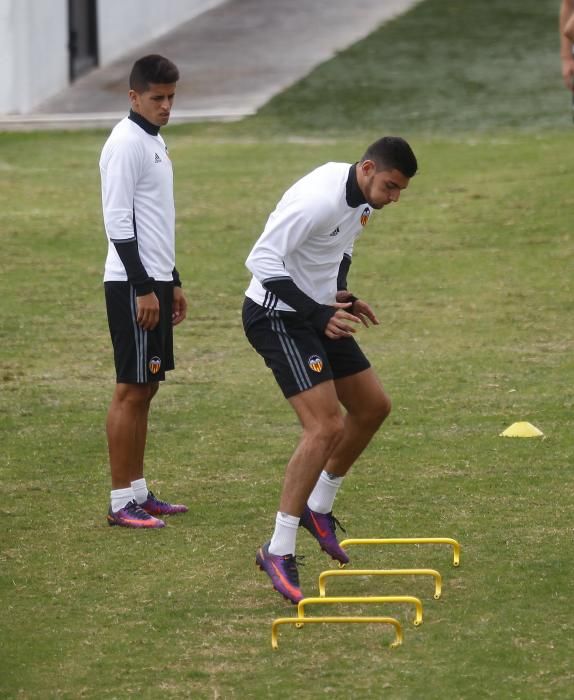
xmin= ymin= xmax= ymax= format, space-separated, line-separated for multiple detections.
xmin=360 ymin=159 xmax=377 ymax=176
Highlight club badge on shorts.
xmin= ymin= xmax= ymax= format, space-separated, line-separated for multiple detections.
xmin=149 ymin=356 xmax=162 ymax=374
xmin=308 ymin=355 xmax=323 ymax=373
xmin=360 ymin=206 xmax=371 ymax=226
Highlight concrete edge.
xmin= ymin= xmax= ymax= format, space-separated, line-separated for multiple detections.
xmin=0 ymin=107 xmax=255 ymax=132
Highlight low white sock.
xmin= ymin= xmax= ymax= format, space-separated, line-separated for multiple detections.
xmin=111 ymin=487 xmax=135 ymax=513
xmin=268 ymin=512 xmax=300 ymax=556
xmin=307 ymin=471 xmax=344 ymax=514
xmin=131 ymin=478 xmax=149 ymax=505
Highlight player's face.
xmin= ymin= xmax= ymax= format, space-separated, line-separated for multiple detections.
xmin=129 ymin=82 xmax=177 ymax=127
xmin=358 ymin=162 xmax=410 ymax=210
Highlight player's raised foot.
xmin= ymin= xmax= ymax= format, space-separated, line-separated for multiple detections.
xmin=255 ymin=542 xmax=304 ymax=604
xmin=107 ymin=500 xmax=165 ymax=528
xmin=299 ymin=505 xmax=349 ymax=565
xmin=140 ymin=491 xmax=188 ymax=516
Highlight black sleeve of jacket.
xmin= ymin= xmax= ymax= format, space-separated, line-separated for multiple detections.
xmin=337 ymin=254 xmax=352 ymax=291
xmin=262 ymin=277 xmax=336 ymax=332
xmin=111 ymin=239 xmax=154 ymax=296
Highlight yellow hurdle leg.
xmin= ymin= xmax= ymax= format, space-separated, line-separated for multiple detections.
xmin=318 ymin=568 xmax=443 ymax=599
xmin=271 ymin=616 xmax=403 ymax=650
xmin=296 ymin=595 xmax=423 ymax=626
xmin=338 ymin=538 xmax=461 ymax=567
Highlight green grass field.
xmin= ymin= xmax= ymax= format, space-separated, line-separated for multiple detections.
xmin=1 ymin=0 xmax=573 ymax=697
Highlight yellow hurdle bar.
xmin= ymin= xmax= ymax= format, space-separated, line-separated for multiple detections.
xmin=272 ymin=616 xmax=403 ymax=650
xmin=339 ymin=538 xmax=461 ymax=567
xmin=297 ymin=595 xmax=423 ymax=626
xmin=318 ymin=568 xmax=443 ymax=600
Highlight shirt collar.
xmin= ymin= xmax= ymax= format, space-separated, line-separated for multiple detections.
xmin=128 ymin=109 xmax=160 ymax=136
xmin=345 ymin=163 xmax=367 ymax=208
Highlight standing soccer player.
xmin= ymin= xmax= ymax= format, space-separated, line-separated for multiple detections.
xmin=100 ymin=54 xmax=188 ymax=528
xmin=242 ymin=137 xmax=418 ymax=602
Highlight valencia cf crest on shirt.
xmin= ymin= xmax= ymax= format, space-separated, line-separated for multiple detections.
xmin=360 ymin=207 xmax=371 ymax=227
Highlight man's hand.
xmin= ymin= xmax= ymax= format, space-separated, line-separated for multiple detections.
xmin=351 ymin=299 xmax=379 ymax=328
xmin=325 ymin=302 xmax=361 ymax=339
xmin=336 ymin=291 xmax=379 ymax=327
xmin=136 ymin=291 xmax=160 ymax=330
xmin=336 ymin=290 xmax=355 ymax=304
xmin=172 ymin=286 xmax=187 ymax=326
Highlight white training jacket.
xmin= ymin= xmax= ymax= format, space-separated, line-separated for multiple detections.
xmin=245 ymin=162 xmax=372 ymax=311
xmin=100 ymin=115 xmax=175 ymax=282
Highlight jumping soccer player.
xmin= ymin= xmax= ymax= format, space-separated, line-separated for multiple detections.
xmin=242 ymin=137 xmax=418 ymax=602
xmin=100 ymin=54 xmax=188 ymax=528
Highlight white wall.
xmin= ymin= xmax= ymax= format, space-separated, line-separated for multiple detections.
xmin=0 ymin=0 xmax=68 ymax=114
xmin=0 ymin=0 xmax=226 ymax=115
xmin=97 ymin=0 xmax=225 ymax=65
xmin=0 ymin=0 xmax=15 ymax=112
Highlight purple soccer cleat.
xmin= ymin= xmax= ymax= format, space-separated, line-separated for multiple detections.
xmin=256 ymin=542 xmax=304 ymax=604
xmin=140 ymin=491 xmax=188 ymax=517
xmin=107 ymin=500 xmax=165 ymax=529
xmin=299 ymin=505 xmax=349 ymax=564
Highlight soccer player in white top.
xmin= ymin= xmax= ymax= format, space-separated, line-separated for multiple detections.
xmin=243 ymin=137 xmax=418 ymax=602
xmin=100 ymin=55 xmax=188 ymax=529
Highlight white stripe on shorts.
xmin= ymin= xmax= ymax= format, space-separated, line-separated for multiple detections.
xmin=129 ymin=287 xmax=148 ymax=383
xmin=267 ymin=309 xmax=312 ymax=393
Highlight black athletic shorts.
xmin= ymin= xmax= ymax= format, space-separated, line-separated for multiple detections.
xmin=105 ymin=281 xmax=175 ymax=384
xmin=242 ymin=297 xmax=370 ymax=399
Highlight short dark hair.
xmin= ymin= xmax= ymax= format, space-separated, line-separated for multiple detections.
xmin=129 ymin=55 xmax=180 ymax=93
xmin=361 ymin=136 xmax=418 ymax=178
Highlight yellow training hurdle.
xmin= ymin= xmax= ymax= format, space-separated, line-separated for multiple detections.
xmin=296 ymin=595 xmax=423 ymax=626
xmin=271 ymin=615 xmax=403 ymax=650
xmin=318 ymin=568 xmax=443 ymax=599
xmin=339 ymin=538 xmax=461 ymax=567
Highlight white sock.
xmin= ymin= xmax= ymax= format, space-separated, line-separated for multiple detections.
xmin=307 ymin=471 xmax=344 ymax=514
xmin=110 ymin=487 xmax=135 ymax=513
xmin=131 ymin=478 xmax=149 ymax=505
xmin=269 ymin=512 xmax=300 ymax=556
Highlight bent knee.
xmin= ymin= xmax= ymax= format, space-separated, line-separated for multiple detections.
xmin=307 ymin=414 xmax=345 ymax=446
xmin=379 ymin=393 xmax=392 ymax=421
xmin=360 ymin=392 xmax=391 ymax=429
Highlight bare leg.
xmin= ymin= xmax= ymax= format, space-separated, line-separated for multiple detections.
xmin=324 ymin=368 xmax=391 ymax=478
xmin=278 ymin=381 xmax=345 ymax=517
xmin=106 ymin=382 xmax=159 ymax=489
